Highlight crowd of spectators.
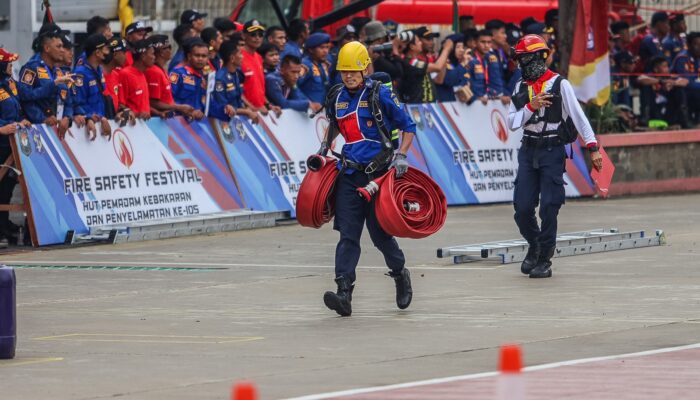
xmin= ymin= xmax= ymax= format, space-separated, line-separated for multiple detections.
xmin=609 ymin=11 xmax=699 ymax=130
xmin=1 ymin=7 xmax=699 ymax=141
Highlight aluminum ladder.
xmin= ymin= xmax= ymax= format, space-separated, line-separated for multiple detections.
xmin=437 ymin=228 xmax=666 ymax=264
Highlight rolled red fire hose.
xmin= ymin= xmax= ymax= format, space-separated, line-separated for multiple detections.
xmin=296 ymin=156 xmax=339 ymax=228
xmin=358 ymin=168 xmax=447 ymax=239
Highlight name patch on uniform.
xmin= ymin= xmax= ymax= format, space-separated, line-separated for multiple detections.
xmin=21 ymin=69 xmax=36 ymax=85
xmin=183 ymin=76 xmax=195 ymax=85
xmin=89 ymin=80 xmax=97 ymax=87
xmin=336 ymin=102 xmax=348 ymax=110
xmin=169 ymin=72 xmax=179 ymax=83
xmin=410 ymin=59 xmax=426 ymax=69
xmin=359 ymin=101 xmax=368 ymax=108
xmin=474 ymin=65 xmax=484 ymax=73
xmin=489 ymin=54 xmax=498 ymax=62
xmin=226 ymin=83 xmax=235 ymax=91
xmin=37 ymin=67 xmax=50 ymax=80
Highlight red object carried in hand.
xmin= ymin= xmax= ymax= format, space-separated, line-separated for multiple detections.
xmin=590 ymin=146 xmax=615 ymax=198
xmin=296 ymin=156 xmax=339 ymax=228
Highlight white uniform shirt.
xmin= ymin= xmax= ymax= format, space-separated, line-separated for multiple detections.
xmin=507 ymin=73 xmax=597 ymax=145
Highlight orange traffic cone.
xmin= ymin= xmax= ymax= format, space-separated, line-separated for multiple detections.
xmin=497 ymin=344 xmax=525 ymax=400
xmin=232 ymin=382 xmax=257 ymax=400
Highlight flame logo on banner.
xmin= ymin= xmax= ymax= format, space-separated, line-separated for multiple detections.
xmin=112 ymin=129 xmax=134 ymax=168
xmin=490 ymin=109 xmax=509 ymax=143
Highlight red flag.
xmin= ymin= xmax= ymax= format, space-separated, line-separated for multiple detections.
xmin=568 ymin=0 xmax=610 ymax=105
xmin=42 ymin=0 xmax=54 ymax=26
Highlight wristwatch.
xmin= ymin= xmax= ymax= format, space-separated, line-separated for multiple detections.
xmin=588 ymin=145 xmax=599 ymax=152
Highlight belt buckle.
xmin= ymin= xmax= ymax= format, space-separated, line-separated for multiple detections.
xmin=364 ymin=163 xmax=377 ymax=174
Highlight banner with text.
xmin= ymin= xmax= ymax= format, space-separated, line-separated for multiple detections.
xmin=15 ymin=118 xmax=244 ymax=246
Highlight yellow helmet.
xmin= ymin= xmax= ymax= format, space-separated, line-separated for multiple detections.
xmin=336 ymin=41 xmax=371 ymax=71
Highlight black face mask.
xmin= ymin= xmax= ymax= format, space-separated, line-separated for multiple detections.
xmin=518 ymin=52 xmax=547 ymax=82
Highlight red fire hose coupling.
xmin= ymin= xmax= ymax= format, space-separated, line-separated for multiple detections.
xmin=357 ymin=168 xmax=447 ymax=239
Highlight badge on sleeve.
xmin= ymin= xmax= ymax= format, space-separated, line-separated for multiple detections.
xmin=37 ymin=67 xmax=50 ymax=80
xmin=21 ymin=69 xmax=36 ymax=85
xmin=299 ymin=64 xmax=309 ymax=76
xmin=215 ymin=81 xmax=224 ymax=92
xmin=75 ymin=75 xmax=84 ymax=87
xmin=8 ymin=80 xmax=17 ymax=95
xmin=169 ymin=72 xmax=179 ymax=83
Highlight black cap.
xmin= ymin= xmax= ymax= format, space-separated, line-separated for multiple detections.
xmin=214 ymin=17 xmax=237 ymax=33
xmin=125 ymin=21 xmax=154 ymax=35
xmin=84 ymin=34 xmax=109 ymax=55
xmin=182 ymin=37 xmax=207 ymax=54
xmin=610 ymin=21 xmax=630 ymax=35
xmin=524 ymin=22 xmax=546 ymax=35
xmin=132 ymin=38 xmax=154 ymax=54
xmin=60 ymin=31 xmax=78 ymax=48
xmin=670 ymin=13 xmax=685 ymax=23
xmin=39 ymin=23 xmax=68 ymax=38
xmin=243 ymin=19 xmax=265 ymax=33
xmin=107 ymin=37 xmax=128 ymax=52
xmin=180 ymin=9 xmax=208 ymax=24
xmin=651 ymin=11 xmax=669 ymax=26
xmin=414 ymin=26 xmax=439 ymax=39
xmin=150 ymin=34 xmax=171 ymax=49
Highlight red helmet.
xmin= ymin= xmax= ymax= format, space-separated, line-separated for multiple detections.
xmin=513 ymin=34 xmax=550 ymax=57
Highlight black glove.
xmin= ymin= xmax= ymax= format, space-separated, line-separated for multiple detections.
xmin=316 ymin=142 xmax=329 ymax=156
xmin=390 ymin=152 xmax=408 ymax=178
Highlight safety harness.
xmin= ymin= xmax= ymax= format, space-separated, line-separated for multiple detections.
xmin=323 ymin=81 xmax=395 ymax=175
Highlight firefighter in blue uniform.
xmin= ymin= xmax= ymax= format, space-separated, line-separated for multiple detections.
xmin=59 ymin=32 xmax=87 ymax=129
xmin=467 ymin=30 xmax=505 ymax=103
xmin=662 ymin=13 xmax=687 ymax=62
xmin=170 ymin=38 xmax=208 ymax=117
xmin=317 ymin=41 xmax=416 ymax=317
xmin=0 ymin=48 xmax=30 ymax=241
xmin=208 ymin=40 xmax=259 ymax=122
xmin=508 ymin=35 xmax=603 ymax=279
xmin=74 ymin=34 xmax=112 ymax=139
xmin=19 ymin=24 xmax=76 ymax=139
xmin=298 ymin=32 xmax=331 ymax=104
xmin=671 ymin=32 xmax=700 ymax=124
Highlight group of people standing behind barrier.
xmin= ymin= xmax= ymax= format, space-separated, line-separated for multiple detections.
xmin=609 ymin=11 xmax=700 ymax=130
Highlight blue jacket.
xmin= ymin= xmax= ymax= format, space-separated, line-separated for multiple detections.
xmin=265 ymin=71 xmax=309 ymax=111
xmin=298 ymin=56 xmax=330 ymax=104
xmin=18 ymin=54 xmax=62 ymax=123
xmin=332 ymin=79 xmax=416 ymax=167
xmin=73 ymin=62 xmax=107 ymax=117
xmin=436 ymin=63 xmax=468 ymax=102
xmin=208 ymin=67 xmax=244 ymax=121
xmin=662 ymin=35 xmax=686 ymax=62
xmin=0 ymin=76 xmax=23 ymax=146
xmin=671 ymin=50 xmax=700 ymax=92
xmin=640 ymin=34 xmax=666 ymax=69
xmin=279 ymin=41 xmax=303 ymax=64
xmin=170 ymin=64 xmax=207 ymax=112
xmin=467 ymin=51 xmax=504 ymax=99
xmin=60 ymin=66 xmax=84 ymax=118
xmin=168 ymin=49 xmax=185 ymax=72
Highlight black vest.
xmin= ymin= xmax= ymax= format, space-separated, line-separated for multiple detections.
xmin=512 ymin=75 xmax=577 ymax=143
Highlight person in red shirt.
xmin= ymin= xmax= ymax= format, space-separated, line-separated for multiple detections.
xmin=124 ymin=21 xmax=153 ymax=67
xmin=145 ymin=35 xmax=195 ymax=119
xmin=240 ymin=19 xmax=269 ymax=112
xmin=119 ymin=38 xmax=155 ymax=118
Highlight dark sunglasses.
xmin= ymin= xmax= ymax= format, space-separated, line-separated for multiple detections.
xmin=248 ymin=31 xmax=264 ymax=37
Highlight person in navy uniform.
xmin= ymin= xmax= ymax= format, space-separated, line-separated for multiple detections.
xmin=19 ymin=23 xmax=76 ymax=140
xmin=168 ymin=23 xmax=197 ymax=72
xmin=59 ymin=32 xmax=88 ymax=131
xmin=317 ymin=41 xmax=416 ymax=317
xmin=0 ymin=48 xmax=31 ymax=242
xmin=671 ymin=32 xmax=700 ymax=125
xmin=266 ymin=55 xmax=322 ymax=112
xmin=640 ymin=12 xmax=670 ymax=69
xmin=298 ymin=32 xmax=332 ymax=104
xmin=170 ymin=38 xmax=209 ymax=120
xmin=508 ymin=35 xmax=603 ymax=279
xmin=74 ymin=34 xmax=112 ymax=140
xmin=279 ymin=18 xmax=308 ymax=62
xmin=663 ymin=13 xmax=687 ymax=62
xmin=467 ymin=29 xmax=506 ymax=104
xmin=208 ymin=40 xmax=259 ymax=123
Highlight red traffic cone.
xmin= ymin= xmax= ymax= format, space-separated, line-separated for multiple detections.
xmin=499 ymin=344 xmax=522 ymax=373
xmin=232 ymin=382 xmax=257 ymax=400
xmin=497 ymin=344 xmax=525 ymax=400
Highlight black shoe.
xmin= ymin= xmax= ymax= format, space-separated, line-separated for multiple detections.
xmin=520 ymin=242 xmax=540 ymax=275
xmin=323 ymin=277 xmax=354 ymax=316
xmin=529 ymin=247 xmax=555 ymax=279
xmin=388 ymin=268 xmax=412 ymax=309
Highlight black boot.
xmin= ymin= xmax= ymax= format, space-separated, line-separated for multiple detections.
xmin=388 ymin=268 xmax=412 ymax=309
xmin=529 ymin=247 xmax=555 ymax=279
xmin=323 ymin=277 xmax=354 ymax=316
xmin=520 ymin=242 xmax=540 ymax=275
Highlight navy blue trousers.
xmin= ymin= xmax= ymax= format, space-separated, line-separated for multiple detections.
xmin=333 ymin=170 xmax=405 ymax=283
xmin=513 ymin=144 xmax=567 ymax=250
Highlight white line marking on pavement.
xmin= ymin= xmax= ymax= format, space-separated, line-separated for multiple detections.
xmin=4 ymin=260 xmax=504 ymax=271
xmin=285 ymin=342 xmax=700 ymax=400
